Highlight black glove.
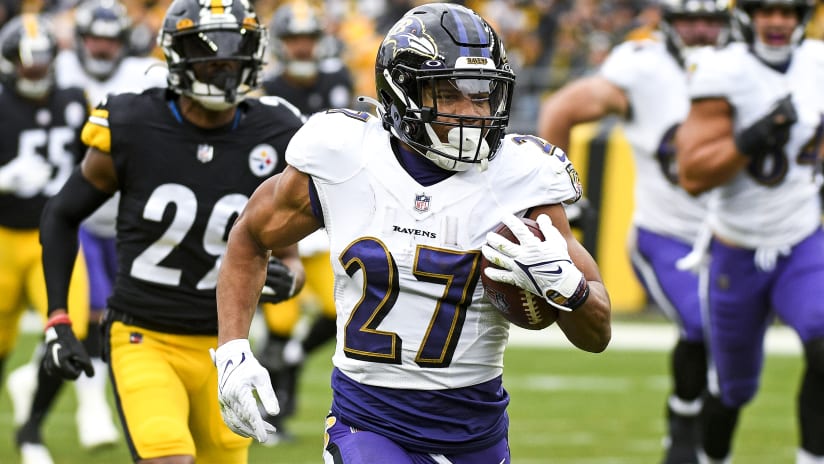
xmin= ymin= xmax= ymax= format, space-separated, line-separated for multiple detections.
xmin=259 ymin=257 xmax=296 ymax=304
xmin=734 ymin=94 xmax=797 ymax=159
xmin=43 ymin=315 xmax=94 ymax=380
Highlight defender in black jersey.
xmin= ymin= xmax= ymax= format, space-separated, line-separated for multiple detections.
xmin=38 ymin=0 xmax=305 ymax=461
xmin=257 ymin=1 xmax=354 ymax=444
xmin=0 ymin=13 xmax=92 ymax=464
xmin=262 ymin=2 xmax=353 ymax=115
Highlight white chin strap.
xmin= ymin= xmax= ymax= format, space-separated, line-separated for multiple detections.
xmin=752 ymin=37 xmax=793 ymax=65
xmin=189 ymin=79 xmax=246 ymax=111
xmin=17 ymin=77 xmax=51 ymax=99
xmin=424 ymin=126 xmax=490 ymax=172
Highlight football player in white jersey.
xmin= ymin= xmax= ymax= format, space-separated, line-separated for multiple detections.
xmin=676 ymin=0 xmax=824 ymax=462
xmin=8 ymin=0 xmax=168 ymax=451
xmin=537 ymin=1 xmax=729 ymax=462
xmin=214 ymin=3 xmax=611 ymax=462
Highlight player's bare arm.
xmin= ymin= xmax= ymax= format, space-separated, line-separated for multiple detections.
xmin=675 ymin=98 xmax=744 ymax=195
xmin=217 ymin=166 xmax=319 ymax=345
xmin=80 ymin=146 xmax=119 ymax=194
xmin=527 ymin=204 xmax=611 ymax=353
xmin=537 ymin=76 xmax=629 ymax=151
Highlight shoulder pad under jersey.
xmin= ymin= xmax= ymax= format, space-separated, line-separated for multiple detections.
xmin=286 ymin=109 xmax=381 ymax=182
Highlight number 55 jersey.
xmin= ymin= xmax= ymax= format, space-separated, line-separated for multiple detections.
xmin=81 ymin=88 xmax=303 ymax=334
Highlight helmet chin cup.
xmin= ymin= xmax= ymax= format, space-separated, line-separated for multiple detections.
xmin=753 ymin=38 xmax=793 ymax=65
xmin=16 ymin=77 xmax=51 ymax=99
xmin=285 ymin=60 xmax=318 ymax=79
xmin=82 ymin=55 xmax=118 ymax=79
xmin=189 ymin=79 xmax=244 ymax=110
xmin=424 ymin=126 xmax=490 ymax=172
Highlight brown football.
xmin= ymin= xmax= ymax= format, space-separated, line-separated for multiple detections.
xmin=480 ymin=217 xmax=559 ymax=330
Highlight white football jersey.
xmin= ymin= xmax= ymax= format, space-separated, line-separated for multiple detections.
xmin=688 ymin=41 xmax=824 ymax=248
xmin=600 ymin=38 xmax=708 ymax=243
xmin=55 ymin=52 xmax=167 ymax=106
xmin=287 ymin=110 xmax=581 ymax=390
xmin=55 ymin=51 xmax=168 ymax=238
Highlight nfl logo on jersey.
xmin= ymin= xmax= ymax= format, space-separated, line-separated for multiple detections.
xmin=414 ymin=193 xmax=430 ymax=212
xmin=197 ymin=144 xmax=214 ymax=163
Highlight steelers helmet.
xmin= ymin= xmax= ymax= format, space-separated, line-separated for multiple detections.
xmin=0 ymin=13 xmax=58 ymax=99
xmin=158 ymin=0 xmax=266 ymax=110
xmin=375 ymin=3 xmax=515 ymax=172
xmin=269 ymin=1 xmax=325 ymax=79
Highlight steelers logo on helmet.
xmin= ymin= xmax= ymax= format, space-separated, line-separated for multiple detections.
xmin=158 ymin=0 xmax=266 ymax=110
xmin=248 ymin=144 xmax=278 ymax=177
xmin=375 ymin=3 xmax=515 ymax=173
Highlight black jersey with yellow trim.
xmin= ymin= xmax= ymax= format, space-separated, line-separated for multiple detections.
xmin=83 ymin=87 xmax=303 ymax=334
xmin=262 ymin=64 xmax=353 ymax=115
xmin=0 ymin=85 xmax=88 ymax=229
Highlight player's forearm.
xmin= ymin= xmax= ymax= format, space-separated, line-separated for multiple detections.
xmin=217 ymin=220 xmax=270 ymax=345
xmin=40 ymin=168 xmax=110 ymax=316
xmin=677 ymin=135 xmax=743 ymax=195
xmin=557 ymin=281 xmax=611 ymax=353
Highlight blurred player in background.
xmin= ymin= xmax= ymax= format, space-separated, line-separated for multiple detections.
xmin=0 ymin=13 xmax=92 ymax=464
xmin=257 ymin=0 xmax=353 ymax=444
xmin=676 ymin=0 xmax=824 ymax=462
xmin=36 ymin=0 xmax=305 ymax=461
xmin=213 ymin=4 xmax=611 ymax=461
xmin=538 ymin=1 xmax=730 ymax=462
xmin=8 ymin=0 xmax=168 ymax=452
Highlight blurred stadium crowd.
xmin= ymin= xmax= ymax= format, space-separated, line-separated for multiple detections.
xmin=4 ymin=0 xmax=822 ymax=133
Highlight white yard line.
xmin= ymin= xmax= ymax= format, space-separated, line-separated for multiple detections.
xmin=22 ymin=311 xmax=801 ymax=355
xmin=508 ymin=322 xmax=802 ymax=355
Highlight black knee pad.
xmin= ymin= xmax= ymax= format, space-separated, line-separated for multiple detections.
xmin=800 ymin=338 xmax=824 ymax=454
xmin=258 ymin=333 xmax=289 ymax=372
xmin=82 ymin=321 xmax=102 ymax=358
xmin=700 ymin=393 xmax=740 ymax=460
xmin=672 ymin=339 xmax=707 ymax=401
xmin=805 ymin=338 xmax=824 ymax=375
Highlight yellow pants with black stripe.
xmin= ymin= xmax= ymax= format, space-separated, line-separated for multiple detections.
xmin=107 ymin=321 xmax=250 ymax=462
xmin=0 ymin=227 xmax=89 ymax=357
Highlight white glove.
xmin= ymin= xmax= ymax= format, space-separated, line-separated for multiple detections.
xmin=481 ymin=214 xmax=589 ymax=312
xmin=0 ymin=155 xmax=52 ymax=197
xmin=210 ymin=339 xmax=280 ymax=442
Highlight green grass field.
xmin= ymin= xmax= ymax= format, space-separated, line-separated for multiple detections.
xmin=0 ymin=323 xmax=802 ymax=463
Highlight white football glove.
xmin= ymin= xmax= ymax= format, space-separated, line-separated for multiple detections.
xmin=481 ymin=214 xmax=590 ymax=312
xmin=0 ymin=155 xmax=52 ymax=196
xmin=210 ymin=339 xmax=280 ymax=442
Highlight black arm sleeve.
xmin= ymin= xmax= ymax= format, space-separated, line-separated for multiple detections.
xmin=40 ymin=167 xmax=112 ymax=314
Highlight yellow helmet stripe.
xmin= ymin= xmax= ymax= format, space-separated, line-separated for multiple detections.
xmin=210 ymin=0 xmax=225 ymax=15
xmin=21 ymin=14 xmax=38 ymax=39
